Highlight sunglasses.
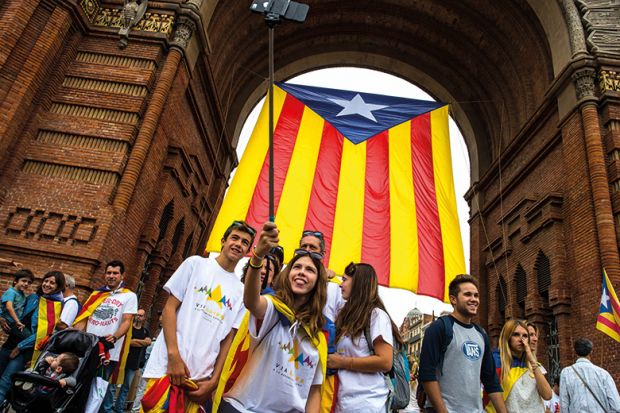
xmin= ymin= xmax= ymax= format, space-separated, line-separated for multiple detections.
xmin=302 ymin=230 xmax=324 ymax=240
xmin=294 ymin=248 xmax=323 ymax=261
xmin=231 ymin=220 xmax=256 ymax=237
xmin=345 ymin=262 xmax=356 ymax=276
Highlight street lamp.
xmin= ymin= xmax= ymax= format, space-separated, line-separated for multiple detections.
xmin=250 ymin=0 xmax=309 ymax=222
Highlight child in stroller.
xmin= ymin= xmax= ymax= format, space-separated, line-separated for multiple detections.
xmin=18 ymin=352 xmax=79 ymax=391
xmin=4 ymin=329 xmax=101 ymax=413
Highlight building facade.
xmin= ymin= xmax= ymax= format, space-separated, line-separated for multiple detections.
xmin=0 ymin=0 xmax=619 ymax=379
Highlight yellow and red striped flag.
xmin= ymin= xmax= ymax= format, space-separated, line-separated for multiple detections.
xmin=596 ymin=269 xmax=620 ymax=342
xmin=206 ymin=83 xmax=465 ymax=302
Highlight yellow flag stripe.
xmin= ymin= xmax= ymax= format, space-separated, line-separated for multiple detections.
xmin=205 ymin=88 xmax=287 ymax=251
xmin=329 ymin=139 xmax=366 ymax=273
xmin=275 ymin=108 xmax=325 ymax=263
xmin=431 ymin=106 xmax=466 ymax=301
xmin=388 ymin=121 xmax=419 ymax=290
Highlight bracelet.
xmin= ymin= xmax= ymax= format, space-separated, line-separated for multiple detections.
xmin=248 ymin=257 xmax=263 ymax=269
xmin=252 ymin=246 xmax=265 ymax=261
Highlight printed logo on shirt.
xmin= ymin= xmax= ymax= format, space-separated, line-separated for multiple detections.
xmin=279 ymin=340 xmax=315 ymax=369
xmin=194 ymin=284 xmax=234 ymax=310
xmin=89 ymin=298 xmax=122 ymax=327
xmin=272 ymin=339 xmax=317 ymax=388
xmin=193 ymin=284 xmax=235 ymax=324
xmin=462 ymin=341 xmax=482 ymax=361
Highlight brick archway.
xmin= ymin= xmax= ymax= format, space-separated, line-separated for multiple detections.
xmin=0 ymin=0 xmax=618 ymax=380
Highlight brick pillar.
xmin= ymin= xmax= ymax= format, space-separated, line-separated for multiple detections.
xmin=113 ymin=16 xmax=197 ymax=212
xmin=573 ymin=68 xmax=620 ymax=279
xmin=139 ymin=240 xmax=171 ymax=311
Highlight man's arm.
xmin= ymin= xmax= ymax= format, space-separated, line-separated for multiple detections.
xmin=604 ymin=369 xmax=620 ymax=412
xmin=418 ymin=320 xmax=446 ymax=412
xmin=559 ymin=369 xmax=570 ymax=413
xmin=105 ymin=313 xmax=133 ymax=343
xmin=162 ymin=294 xmax=189 ymax=386
xmin=422 ymin=381 xmax=447 ymax=413
xmin=488 ymin=392 xmax=508 ymax=413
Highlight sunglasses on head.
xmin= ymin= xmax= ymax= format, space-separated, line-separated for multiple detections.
xmin=231 ymin=220 xmax=256 ymax=237
xmin=294 ymin=248 xmax=323 ymax=261
xmin=345 ymin=262 xmax=356 ymax=276
xmin=302 ymin=230 xmax=324 ymax=240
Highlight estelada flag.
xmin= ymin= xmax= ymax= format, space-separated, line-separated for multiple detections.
xmin=206 ymin=82 xmax=465 ymax=302
xmin=596 ymin=269 xmax=620 ymax=342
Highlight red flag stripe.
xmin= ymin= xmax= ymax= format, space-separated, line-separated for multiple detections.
xmin=597 ymin=314 xmax=620 ymax=334
xmin=245 ymin=94 xmax=305 ymax=230
xmin=411 ymin=113 xmax=445 ymax=298
xmin=45 ymin=301 xmax=56 ymax=335
xmin=606 ymin=282 xmax=620 ymax=316
xmin=361 ymin=131 xmax=391 ymax=285
xmin=304 ymin=123 xmax=344 ymax=266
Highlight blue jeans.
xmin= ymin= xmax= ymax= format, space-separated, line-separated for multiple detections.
xmin=113 ymin=368 xmax=136 ymax=413
xmin=0 ymin=347 xmax=27 ymax=404
xmin=99 ymin=361 xmax=118 ymax=413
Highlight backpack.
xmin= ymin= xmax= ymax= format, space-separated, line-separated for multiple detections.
xmin=364 ymin=320 xmax=411 ymax=410
xmin=416 ymin=315 xmax=487 ymax=409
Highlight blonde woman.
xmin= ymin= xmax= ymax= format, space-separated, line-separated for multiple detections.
xmin=485 ymin=319 xmax=552 ymax=412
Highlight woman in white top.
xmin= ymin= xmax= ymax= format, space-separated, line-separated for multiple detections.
xmin=486 ymin=319 xmax=552 ymax=413
xmin=327 ymin=262 xmax=404 ymax=413
xmin=220 ymin=222 xmax=327 ymax=413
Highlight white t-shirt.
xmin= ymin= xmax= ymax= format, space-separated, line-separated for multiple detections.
xmin=143 ymin=256 xmax=246 ymax=381
xmin=224 ymin=296 xmax=323 ymax=413
xmin=323 ymin=281 xmax=345 ymax=322
xmin=85 ymin=288 xmax=138 ymax=361
xmin=60 ymin=294 xmax=79 ymax=326
xmin=335 ymin=308 xmax=393 ymax=413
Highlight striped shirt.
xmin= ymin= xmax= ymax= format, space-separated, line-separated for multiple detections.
xmin=559 ymin=358 xmax=620 ymax=413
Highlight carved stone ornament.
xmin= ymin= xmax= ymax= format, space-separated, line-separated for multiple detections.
xmin=170 ymin=17 xmax=197 ymax=50
xmin=576 ymin=0 xmax=620 ymax=55
xmin=599 ymin=70 xmax=620 ymax=92
xmin=119 ymin=0 xmax=149 ymax=49
xmin=572 ymin=67 xmax=597 ymax=100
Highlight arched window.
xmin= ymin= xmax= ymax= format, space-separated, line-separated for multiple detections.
xmin=170 ymin=218 xmax=185 ymax=257
xmin=182 ymin=231 xmax=195 ymax=258
xmin=496 ymin=276 xmax=507 ymax=324
xmin=515 ymin=264 xmax=527 ymax=319
xmin=535 ymin=250 xmax=551 ymax=296
xmin=157 ymin=200 xmax=174 ymax=241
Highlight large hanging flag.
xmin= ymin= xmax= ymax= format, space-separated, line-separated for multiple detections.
xmin=596 ymin=269 xmax=620 ymax=342
xmin=206 ymin=82 xmax=465 ymax=302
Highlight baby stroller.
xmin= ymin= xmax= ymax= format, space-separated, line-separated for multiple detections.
xmin=5 ymin=329 xmax=101 ymax=413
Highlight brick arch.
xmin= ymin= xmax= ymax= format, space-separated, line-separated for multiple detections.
xmin=170 ymin=217 xmax=185 ymax=257
xmin=157 ymin=200 xmax=175 ymax=242
xmin=514 ymin=264 xmax=527 ymax=319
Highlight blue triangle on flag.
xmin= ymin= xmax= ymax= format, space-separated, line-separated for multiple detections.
xmin=276 ymin=82 xmax=446 ymax=144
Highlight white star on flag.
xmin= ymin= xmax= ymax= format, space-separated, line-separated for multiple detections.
xmin=329 ymin=94 xmax=388 ymax=122
xmin=601 ymin=288 xmax=610 ymax=308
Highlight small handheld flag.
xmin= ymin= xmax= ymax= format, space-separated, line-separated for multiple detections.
xmin=596 ymin=269 xmax=620 ymax=343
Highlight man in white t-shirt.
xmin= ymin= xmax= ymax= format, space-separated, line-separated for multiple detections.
xmin=74 ymin=259 xmax=138 ymax=413
xmin=142 ymin=220 xmax=256 ymax=408
xmin=59 ymin=274 xmax=79 ymax=329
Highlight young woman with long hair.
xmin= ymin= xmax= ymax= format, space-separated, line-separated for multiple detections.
xmin=0 ymin=270 xmax=65 ymax=403
xmin=486 ymin=319 xmax=552 ymax=412
xmin=326 ymin=262 xmax=403 ymax=413
xmin=218 ymin=222 xmax=327 ymax=413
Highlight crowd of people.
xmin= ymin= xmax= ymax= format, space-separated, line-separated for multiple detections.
xmin=0 ymin=219 xmax=618 ymax=412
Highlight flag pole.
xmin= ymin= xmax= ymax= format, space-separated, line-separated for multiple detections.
xmin=268 ymin=23 xmax=275 ymax=222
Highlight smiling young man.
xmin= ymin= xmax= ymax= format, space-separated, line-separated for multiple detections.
xmin=141 ymin=221 xmax=255 ymax=411
xmin=419 ymin=274 xmax=507 ymax=413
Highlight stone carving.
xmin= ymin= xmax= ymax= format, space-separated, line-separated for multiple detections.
xmin=572 ymin=67 xmax=597 ymax=100
xmin=576 ymin=0 xmax=620 ymax=55
xmin=600 ymin=70 xmax=620 ymax=92
xmin=560 ymin=0 xmax=588 ymax=56
xmin=170 ymin=16 xmax=197 ymax=50
xmin=4 ymin=208 xmax=98 ymax=246
xmin=79 ymin=0 xmax=174 ymax=35
xmin=119 ymin=0 xmax=149 ymax=49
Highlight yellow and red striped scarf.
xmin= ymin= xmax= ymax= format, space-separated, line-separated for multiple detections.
xmin=140 ymin=376 xmax=200 ymax=413
xmin=32 ymin=297 xmax=62 ymax=362
xmin=211 ymin=295 xmax=328 ymax=412
xmin=72 ymin=286 xmax=133 ymax=385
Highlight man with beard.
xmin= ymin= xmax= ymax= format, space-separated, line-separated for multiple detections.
xmin=141 ymin=221 xmax=255 ymax=410
xmin=418 ymin=275 xmax=507 ymax=413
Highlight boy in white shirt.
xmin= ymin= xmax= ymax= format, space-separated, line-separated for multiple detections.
xmin=142 ymin=221 xmax=256 ymax=409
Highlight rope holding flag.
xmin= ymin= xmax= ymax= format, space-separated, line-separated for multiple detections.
xmin=206 ymin=83 xmax=465 ymax=302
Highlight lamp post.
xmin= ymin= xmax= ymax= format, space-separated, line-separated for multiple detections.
xmin=250 ymin=0 xmax=309 ymax=222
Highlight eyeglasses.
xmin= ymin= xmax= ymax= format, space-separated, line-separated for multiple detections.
xmin=231 ymin=220 xmax=256 ymax=237
xmin=294 ymin=248 xmax=323 ymax=261
xmin=302 ymin=230 xmax=324 ymax=241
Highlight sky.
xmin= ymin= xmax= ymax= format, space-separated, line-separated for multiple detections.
xmin=229 ymin=67 xmax=470 ymax=326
